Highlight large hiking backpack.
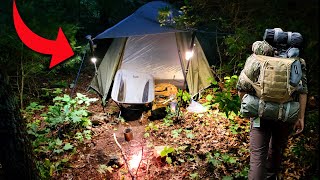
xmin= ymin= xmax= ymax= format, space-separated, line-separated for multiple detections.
xmin=241 ymin=54 xmax=302 ymax=103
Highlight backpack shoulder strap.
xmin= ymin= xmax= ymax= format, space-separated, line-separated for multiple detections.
xmin=240 ymin=71 xmax=254 ymax=85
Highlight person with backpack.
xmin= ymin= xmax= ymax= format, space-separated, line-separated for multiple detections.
xmin=236 ymin=31 xmax=308 ymax=180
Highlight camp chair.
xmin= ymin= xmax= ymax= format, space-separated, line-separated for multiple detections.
xmin=111 ymin=69 xmax=154 ymax=120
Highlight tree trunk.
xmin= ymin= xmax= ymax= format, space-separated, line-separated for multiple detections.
xmin=0 ymin=71 xmax=38 ymax=180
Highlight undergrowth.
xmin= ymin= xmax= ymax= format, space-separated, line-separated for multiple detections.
xmin=22 ymin=91 xmax=97 ymax=179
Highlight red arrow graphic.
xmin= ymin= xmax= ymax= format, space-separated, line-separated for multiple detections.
xmin=13 ymin=0 xmax=74 ymax=68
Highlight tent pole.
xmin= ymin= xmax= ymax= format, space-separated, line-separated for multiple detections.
xmin=176 ymin=32 xmax=196 ymax=120
xmin=177 ymin=50 xmax=187 ymax=89
xmin=184 ymin=32 xmax=196 ymax=91
xmin=70 ymin=50 xmax=86 ymax=98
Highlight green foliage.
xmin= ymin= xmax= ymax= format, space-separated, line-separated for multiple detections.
xmin=176 ymin=89 xmax=191 ymax=107
xmin=143 ymin=132 xmax=150 ymax=138
xmin=145 ymin=122 xmax=159 ymax=132
xmin=290 ymin=137 xmax=315 ymax=164
xmin=221 ymin=27 xmax=256 ymax=75
xmin=184 ymin=129 xmax=195 ymax=139
xmin=305 ymin=110 xmax=319 ymax=133
xmin=205 ymin=75 xmax=240 ymax=117
xmin=144 ymin=122 xmax=159 ymax=138
xmin=189 ymin=172 xmax=199 ymax=180
xmin=0 ymin=0 xmax=86 ymax=108
xmin=206 ymin=151 xmax=238 ymax=167
xmin=160 ymin=146 xmax=175 ymax=164
xmin=234 ymin=166 xmax=249 ymax=179
xmin=206 ymin=152 xmax=222 ymax=167
xmin=36 ymin=158 xmax=69 ymax=178
xmin=222 ymin=176 xmax=233 ymax=180
xmin=214 ymin=75 xmax=240 ymax=117
xmin=24 ymin=93 xmax=97 ymax=178
xmin=159 ymin=146 xmax=175 ymax=157
xmin=229 ymin=118 xmax=240 ymax=135
xmin=163 ymin=117 xmax=173 ymax=126
xmin=161 ymin=106 xmax=179 ymax=126
xmin=206 ymin=151 xmax=246 ymax=178
xmin=42 ymin=93 xmax=97 ymax=128
xmin=40 ymin=88 xmax=64 ymax=101
xmin=158 ymin=7 xmax=173 ymax=26
xmin=24 ymin=102 xmax=45 ymax=115
xmin=287 ymin=110 xmax=319 ymax=177
xmin=158 ymin=4 xmax=200 ymax=29
xmin=171 ymin=128 xmax=183 ymax=138
xmin=97 ymin=164 xmax=113 ymax=174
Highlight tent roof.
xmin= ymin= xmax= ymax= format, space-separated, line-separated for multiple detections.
xmin=94 ymin=1 xmax=186 ymax=39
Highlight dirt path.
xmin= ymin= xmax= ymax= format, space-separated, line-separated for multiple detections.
xmin=57 ymin=102 xmax=156 ymax=180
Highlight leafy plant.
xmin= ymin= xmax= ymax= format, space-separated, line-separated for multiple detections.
xmin=24 ymin=102 xmax=45 ymax=116
xmin=176 ymin=89 xmax=191 ymax=107
xmin=206 ymin=151 xmax=238 ymax=167
xmin=158 ymin=5 xmax=200 ymax=30
xmin=24 ymin=93 xmax=97 ymax=178
xmin=205 ymin=75 xmax=240 ymax=118
xmin=145 ymin=122 xmax=159 ymax=132
xmin=234 ymin=166 xmax=249 ymax=179
xmin=190 ymin=172 xmax=199 ymax=179
xmin=161 ymin=106 xmax=178 ymax=126
xmin=206 ymin=152 xmax=222 ymax=167
xmin=171 ymin=128 xmax=183 ymax=138
xmin=163 ymin=116 xmax=174 ymax=126
xmin=42 ymin=93 xmax=97 ymax=128
xmin=160 ymin=146 xmax=175 ymax=164
xmin=222 ymin=176 xmax=233 ymax=180
xmin=36 ymin=157 xmax=69 ymax=178
xmin=144 ymin=122 xmax=159 ymax=138
xmin=229 ymin=119 xmax=240 ymax=135
xmin=222 ymin=27 xmax=255 ymax=75
xmin=97 ymin=164 xmax=114 ymax=174
xmin=40 ymin=88 xmax=64 ymax=101
xmin=184 ymin=129 xmax=195 ymax=139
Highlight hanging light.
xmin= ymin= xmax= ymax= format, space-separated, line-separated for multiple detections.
xmin=91 ymin=57 xmax=97 ymax=63
xmin=91 ymin=57 xmax=98 ymax=73
xmin=185 ymin=50 xmax=194 ymax=61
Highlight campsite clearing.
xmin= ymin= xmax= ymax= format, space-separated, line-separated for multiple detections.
xmin=51 ymin=71 xmax=317 ymax=180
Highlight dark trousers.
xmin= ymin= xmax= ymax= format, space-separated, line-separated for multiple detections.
xmin=249 ymin=118 xmax=293 ymax=180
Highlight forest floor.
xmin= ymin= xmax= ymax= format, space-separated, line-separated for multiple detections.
xmin=46 ymin=68 xmax=318 ymax=180
xmin=56 ymin=97 xmax=252 ymax=180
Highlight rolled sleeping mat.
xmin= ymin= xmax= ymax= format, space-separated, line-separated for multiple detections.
xmin=240 ymin=94 xmax=300 ymax=123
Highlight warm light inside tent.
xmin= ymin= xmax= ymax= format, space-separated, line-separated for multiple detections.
xmin=185 ymin=51 xmax=194 ymax=61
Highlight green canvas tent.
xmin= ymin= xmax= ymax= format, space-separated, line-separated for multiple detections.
xmin=90 ymin=1 xmax=214 ymax=105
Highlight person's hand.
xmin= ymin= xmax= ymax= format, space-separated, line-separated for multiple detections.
xmin=293 ymin=118 xmax=304 ymax=135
